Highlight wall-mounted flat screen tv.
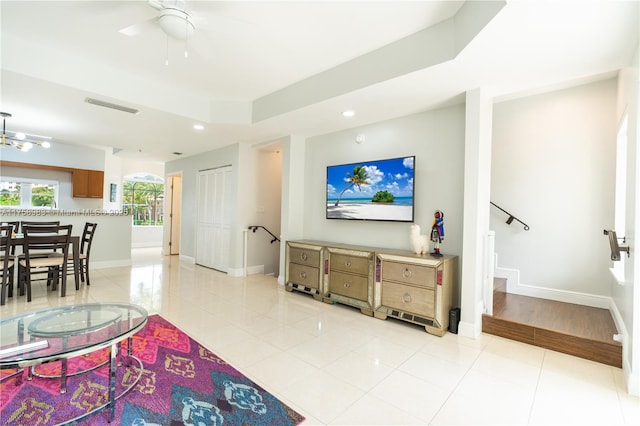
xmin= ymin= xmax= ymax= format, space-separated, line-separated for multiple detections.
xmin=326 ymin=156 xmax=415 ymax=222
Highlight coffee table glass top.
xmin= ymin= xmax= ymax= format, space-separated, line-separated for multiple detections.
xmin=0 ymin=303 xmax=147 ymax=368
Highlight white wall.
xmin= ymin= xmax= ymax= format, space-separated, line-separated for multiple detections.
xmin=0 ymin=212 xmax=131 ymax=267
xmin=102 ymin=151 xmax=165 ymax=211
xmin=615 ymin=47 xmax=639 ymax=395
xmin=245 ymin=146 xmax=282 ymax=276
xmin=0 ymin=140 xmax=104 ymax=170
xmin=104 ymin=152 xmax=166 ymax=248
xmin=491 ymin=79 xmax=617 ymax=296
xmin=0 ymin=165 xmax=102 ymax=211
xmin=293 ymin=105 xmax=465 ymax=306
xmin=1 ymin=141 xmax=107 ymax=211
xmin=165 ymin=142 xmax=282 ymax=276
xmin=302 ymin=106 xmax=465 ymax=259
xmin=165 ymin=143 xmax=240 ymax=266
xmin=132 ymin=225 xmax=163 ymax=248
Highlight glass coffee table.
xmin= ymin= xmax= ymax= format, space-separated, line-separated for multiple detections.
xmin=0 ymin=303 xmax=148 ymax=423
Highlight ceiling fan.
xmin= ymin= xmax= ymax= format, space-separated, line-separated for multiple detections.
xmin=119 ymin=0 xmax=200 ymax=41
xmin=1 ymin=112 xmax=52 ymax=152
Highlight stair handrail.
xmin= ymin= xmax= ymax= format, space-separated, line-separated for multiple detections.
xmin=490 ymin=202 xmax=530 ymax=231
xmin=248 ymin=225 xmax=280 ymax=244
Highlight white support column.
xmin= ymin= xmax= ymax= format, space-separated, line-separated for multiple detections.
xmin=459 ymin=88 xmax=494 ymax=338
xmin=278 ymin=135 xmax=307 ymax=284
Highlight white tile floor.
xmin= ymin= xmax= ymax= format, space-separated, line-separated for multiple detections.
xmin=2 ymin=248 xmax=639 ymax=425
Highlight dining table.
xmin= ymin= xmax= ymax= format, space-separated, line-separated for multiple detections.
xmin=9 ymin=234 xmax=81 ymax=298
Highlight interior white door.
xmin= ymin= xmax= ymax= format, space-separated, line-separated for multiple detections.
xmin=169 ymin=175 xmax=182 ymax=255
xmin=196 ymin=166 xmax=232 ymax=272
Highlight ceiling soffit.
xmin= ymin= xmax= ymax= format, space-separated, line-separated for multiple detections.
xmin=252 ymin=1 xmax=506 ymax=123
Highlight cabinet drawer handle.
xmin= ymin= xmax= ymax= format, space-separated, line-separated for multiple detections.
xmin=402 ymin=293 xmax=412 ymax=303
xmin=402 ymin=268 xmax=412 ymax=278
xmin=343 ymin=282 xmax=351 ymax=288
xmin=344 ymin=260 xmax=351 ymax=267
xmin=299 ymin=271 xmax=307 ymax=279
xmin=300 ymin=252 xmax=308 ymax=261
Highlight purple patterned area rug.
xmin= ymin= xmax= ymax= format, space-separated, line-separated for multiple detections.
xmin=0 ymin=314 xmax=305 ymax=425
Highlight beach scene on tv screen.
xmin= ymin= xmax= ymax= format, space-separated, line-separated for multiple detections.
xmin=326 ymin=156 xmax=414 ymax=221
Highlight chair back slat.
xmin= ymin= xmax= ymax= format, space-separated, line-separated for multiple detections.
xmin=0 ymin=225 xmax=13 ymax=303
xmin=22 ymin=225 xmax=72 ymax=263
xmin=1 ymin=221 xmax=19 ymax=234
xmin=80 ymin=223 xmax=98 ymax=255
xmin=20 ymin=221 xmax=61 ymax=231
xmin=0 ymin=225 xmax=12 ymax=253
xmin=1 ymin=222 xmax=19 ymax=254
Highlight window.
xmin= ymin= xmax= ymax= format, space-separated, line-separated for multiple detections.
xmin=122 ymin=174 xmax=164 ymax=226
xmin=0 ymin=177 xmax=58 ymax=208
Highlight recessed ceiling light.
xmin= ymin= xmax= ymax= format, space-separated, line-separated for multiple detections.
xmin=193 ymin=124 xmax=204 ymax=130
xmin=342 ymin=110 xmax=355 ymax=117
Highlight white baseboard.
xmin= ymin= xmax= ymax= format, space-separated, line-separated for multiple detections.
xmin=90 ymin=259 xmax=132 ymax=269
xmin=494 ymin=266 xmax=610 ymax=309
xmin=459 ymin=300 xmax=484 ymax=338
xmin=227 ymin=267 xmax=244 ymax=277
xmin=608 ymin=300 xmax=638 ymax=396
xmin=627 ymin=365 xmax=639 ymax=397
xmin=458 ymin=321 xmax=481 ymax=338
xmin=131 ymin=242 xmax=162 ymax=248
xmin=246 ymin=265 xmax=265 ymax=275
xmin=179 ymin=254 xmax=195 ymax=264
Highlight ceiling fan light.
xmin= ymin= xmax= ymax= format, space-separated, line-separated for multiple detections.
xmin=41 ymin=141 xmax=51 ymax=148
xmin=158 ymin=8 xmax=195 ymax=40
xmin=15 ymin=132 xmax=26 ymax=140
xmin=21 ymin=142 xmax=33 ymax=151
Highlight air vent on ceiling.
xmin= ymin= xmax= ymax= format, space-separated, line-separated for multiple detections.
xmin=173 ymin=152 xmax=183 ymax=155
xmin=85 ymin=98 xmax=139 ymax=114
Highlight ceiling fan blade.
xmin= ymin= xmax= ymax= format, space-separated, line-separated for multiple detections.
xmin=118 ymin=17 xmax=159 ymax=37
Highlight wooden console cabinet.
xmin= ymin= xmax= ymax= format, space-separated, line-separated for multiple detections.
xmin=375 ymin=252 xmax=457 ymax=336
xmin=285 ymin=240 xmax=458 ymax=336
xmin=285 ymin=241 xmax=324 ymax=300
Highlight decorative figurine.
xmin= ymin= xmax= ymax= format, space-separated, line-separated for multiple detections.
xmin=430 ymin=210 xmax=444 ymax=257
xmin=410 ymin=224 xmax=429 ymax=255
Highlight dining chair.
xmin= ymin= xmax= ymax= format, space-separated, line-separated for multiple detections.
xmin=0 ymin=225 xmax=15 ymax=306
xmin=77 ymin=222 xmax=97 ymax=286
xmin=50 ymin=222 xmax=98 ymax=287
xmin=18 ymin=224 xmax=72 ymax=302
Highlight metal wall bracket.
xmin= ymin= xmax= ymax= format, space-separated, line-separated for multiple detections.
xmin=603 ymin=229 xmax=630 ymax=261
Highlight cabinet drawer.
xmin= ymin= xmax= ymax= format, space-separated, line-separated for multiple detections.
xmin=381 ymin=261 xmax=434 ymax=289
xmin=288 ymin=263 xmax=320 ymax=290
xmin=329 ymin=271 xmax=368 ymax=301
xmin=330 ymin=253 xmax=369 ymax=275
xmin=289 ymin=247 xmax=321 ymax=267
xmin=380 ymin=281 xmax=435 ymax=317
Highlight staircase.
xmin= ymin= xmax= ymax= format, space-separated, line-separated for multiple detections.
xmin=482 ymin=278 xmax=622 ymax=368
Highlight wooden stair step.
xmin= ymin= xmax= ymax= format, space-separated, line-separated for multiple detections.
xmin=483 ymin=291 xmax=621 ymax=368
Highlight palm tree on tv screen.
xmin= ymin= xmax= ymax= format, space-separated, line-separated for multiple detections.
xmin=334 ymin=165 xmax=370 ymax=206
